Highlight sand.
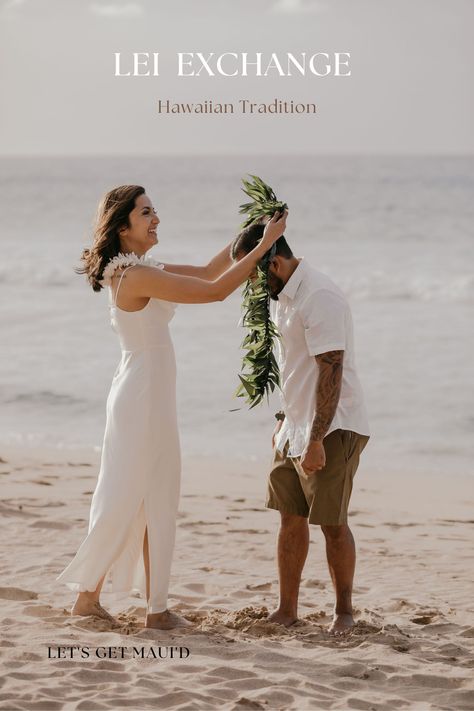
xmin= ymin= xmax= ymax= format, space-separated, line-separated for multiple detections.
xmin=0 ymin=445 xmax=473 ymax=711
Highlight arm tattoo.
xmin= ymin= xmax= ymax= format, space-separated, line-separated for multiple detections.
xmin=310 ymin=350 xmax=344 ymax=442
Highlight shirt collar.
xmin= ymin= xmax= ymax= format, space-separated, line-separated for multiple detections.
xmin=280 ymin=258 xmax=306 ymax=301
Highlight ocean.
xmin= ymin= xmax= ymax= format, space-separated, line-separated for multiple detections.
xmin=0 ymin=155 xmax=472 ymax=477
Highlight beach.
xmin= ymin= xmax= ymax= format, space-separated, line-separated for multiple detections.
xmin=0 ymin=155 xmax=473 ymax=708
xmin=1 ymin=445 xmax=473 ymax=710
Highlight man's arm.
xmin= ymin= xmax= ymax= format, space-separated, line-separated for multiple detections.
xmin=311 ymin=350 xmax=344 ymax=442
xmin=301 ymin=350 xmax=344 ymax=474
xmin=162 ymin=242 xmax=233 ymax=280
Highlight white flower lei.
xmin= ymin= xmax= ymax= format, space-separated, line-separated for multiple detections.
xmin=100 ymin=252 xmax=164 ymax=286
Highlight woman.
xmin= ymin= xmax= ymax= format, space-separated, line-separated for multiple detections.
xmin=56 ymin=185 xmax=287 ymax=630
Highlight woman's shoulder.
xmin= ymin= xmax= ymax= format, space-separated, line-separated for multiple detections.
xmin=100 ymin=253 xmax=164 ymax=286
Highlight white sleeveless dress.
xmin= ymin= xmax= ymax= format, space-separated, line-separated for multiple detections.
xmin=56 ymin=255 xmax=181 ymax=613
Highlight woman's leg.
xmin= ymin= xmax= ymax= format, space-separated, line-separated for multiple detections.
xmin=144 ymin=507 xmax=190 ymax=628
xmin=143 ymin=526 xmax=150 ymax=602
xmin=78 ymin=574 xmax=105 ymax=603
xmin=71 ymin=574 xmax=116 ymax=622
xmin=144 ymin=448 xmax=190 ymax=629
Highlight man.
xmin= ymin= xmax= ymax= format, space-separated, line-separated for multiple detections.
xmin=231 ymin=224 xmax=370 ymax=635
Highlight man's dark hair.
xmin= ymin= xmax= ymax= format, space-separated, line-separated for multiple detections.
xmin=231 ymin=222 xmax=293 ymax=260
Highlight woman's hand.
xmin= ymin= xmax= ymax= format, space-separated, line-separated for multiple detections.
xmin=261 ymin=210 xmax=288 ymax=250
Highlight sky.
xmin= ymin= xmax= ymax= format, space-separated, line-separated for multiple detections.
xmin=0 ymin=0 xmax=473 ymax=155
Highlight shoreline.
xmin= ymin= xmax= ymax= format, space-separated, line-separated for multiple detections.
xmin=1 ymin=439 xmax=472 ymax=484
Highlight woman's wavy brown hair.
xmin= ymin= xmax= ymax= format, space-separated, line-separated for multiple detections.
xmin=77 ymin=185 xmax=145 ymax=291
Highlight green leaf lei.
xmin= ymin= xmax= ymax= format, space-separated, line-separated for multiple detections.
xmin=235 ymin=175 xmax=288 ymax=409
xmin=239 ymin=175 xmax=288 ymax=228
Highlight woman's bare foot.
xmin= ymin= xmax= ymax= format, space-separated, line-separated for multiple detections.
xmin=267 ymin=608 xmax=298 ymax=627
xmin=71 ymin=597 xmax=117 ymax=624
xmin=145 ymin=610 xmax=191 ymax=630
xmin=328 ymin=612 xmax=354 ymax=636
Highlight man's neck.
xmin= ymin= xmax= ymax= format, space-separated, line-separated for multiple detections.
xmin=282 ymin=257 xmax=301 ymax=285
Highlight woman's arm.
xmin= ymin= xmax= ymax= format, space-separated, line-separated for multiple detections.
xmin=129 ymin=211 xmax=287 ymax=305
xmin=161 ymin=241 xmax=233 ymax=280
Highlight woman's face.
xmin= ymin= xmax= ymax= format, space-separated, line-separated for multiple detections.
xmin=119 ymin=193 xmax=160 ymax=253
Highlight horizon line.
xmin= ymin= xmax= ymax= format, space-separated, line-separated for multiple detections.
xmin=1 ymin=151 xmax=473 ymax=159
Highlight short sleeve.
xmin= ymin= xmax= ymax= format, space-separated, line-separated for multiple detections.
xmin=300 ymin=288 xmax=346 ymax=356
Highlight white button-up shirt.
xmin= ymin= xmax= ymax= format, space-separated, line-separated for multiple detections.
xmin=272 ymin=258 xmax=370 ymax=458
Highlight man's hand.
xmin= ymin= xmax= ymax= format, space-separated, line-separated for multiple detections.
xmin=272 ymin=419 xmax=283 ymax=449
xmin=300 ymin=440 xmax=326 ymax=476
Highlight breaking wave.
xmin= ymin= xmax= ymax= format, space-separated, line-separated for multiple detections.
xmin=0 ymin=264 xmax=473 ymax=302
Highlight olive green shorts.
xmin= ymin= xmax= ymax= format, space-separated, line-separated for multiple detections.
xmin=266 ymin=429 xmax=369 ymax=526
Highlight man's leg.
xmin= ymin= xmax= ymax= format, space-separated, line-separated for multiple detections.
xmin=321 ymin=523 xmax=355 ymax=635
xmin=268 ymin=512 xmax=309 ymax=627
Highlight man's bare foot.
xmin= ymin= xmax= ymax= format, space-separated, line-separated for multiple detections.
xmin=328 ymin=612 xmax=354 ymax=636
xmin=267 ymin=609 xmax=298 ymax=627
xmin=71 ymin=598 xmax=117 ymax=624
xmin=145 ymin=610 xmax=191 ymax=630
